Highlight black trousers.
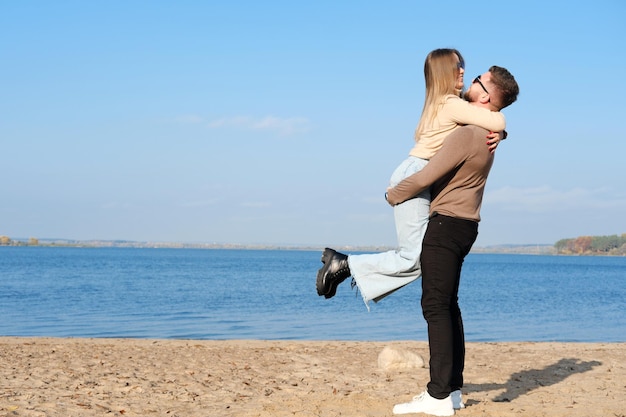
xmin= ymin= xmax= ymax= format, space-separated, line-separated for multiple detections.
xmin=420 ymin=214 xmax=478 ymax=399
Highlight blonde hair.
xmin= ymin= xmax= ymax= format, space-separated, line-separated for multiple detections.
xmin=414 ymin=48 xmax=464 ymax=140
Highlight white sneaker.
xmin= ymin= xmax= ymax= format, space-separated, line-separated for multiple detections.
xmin=393 ymin=391 xmax=454 ymax=416
xmin=451 ymin=390 xmax=465 ymax=409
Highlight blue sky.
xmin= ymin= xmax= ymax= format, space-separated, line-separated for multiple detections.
xmin=2 ymin=1 xmax=625 ymax=247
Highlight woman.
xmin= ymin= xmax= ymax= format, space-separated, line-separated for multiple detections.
xmin=317 ymin=48 xmax=505 ymax=306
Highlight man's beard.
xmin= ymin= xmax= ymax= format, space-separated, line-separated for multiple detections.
xmin=463 ymin=90 xmax=475 ymax=102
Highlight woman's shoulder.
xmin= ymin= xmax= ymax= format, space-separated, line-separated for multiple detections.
xmin=440 ymin=94 xmax=471 ymax=110
xmin=440 ymin=94 xmax=466 ymax=106
xmin=441 ymin=94 xmax=462 ymax=101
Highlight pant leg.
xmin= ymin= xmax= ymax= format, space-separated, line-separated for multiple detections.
xmin=348 ymin=157 xmax=431 ymax=304
xmin=420 ymin=214 xmax=477 ymax=399
xmin=450 ymin=281 xmax=465 ymax=392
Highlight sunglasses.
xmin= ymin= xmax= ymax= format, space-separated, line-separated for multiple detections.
xmin=473 ymin=75 xmax=489 ymax=94
xmin=457 ymin=59 xmax=465 ymax=70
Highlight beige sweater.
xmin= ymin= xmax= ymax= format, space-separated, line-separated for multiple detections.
xmin=387 ymin=125 xmax=494 ymax=222
xmin=410 ymin=95 xmax=506 ymax=160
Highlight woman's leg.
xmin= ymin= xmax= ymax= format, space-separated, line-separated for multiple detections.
xmin=348 ymin=157 xmax=431 ymax=304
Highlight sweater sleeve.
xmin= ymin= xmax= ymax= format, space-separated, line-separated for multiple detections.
xmin=442 ymin=96 xmax=506 ymax=132
xmin=386 ymin=129 xmax=470 ymax=205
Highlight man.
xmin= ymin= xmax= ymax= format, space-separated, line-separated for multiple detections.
xmin=386 ymin=66 xmax=519 ymax=416
xmin=315 ymin=51 xmax=506 ymax=307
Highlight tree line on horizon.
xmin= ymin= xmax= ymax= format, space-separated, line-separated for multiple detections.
xmin=0 ymin=236 xmax=39 ymax=246
xmin=2 ymin=234 xmax=626 ymax=256
xmin=554 ymin=233 xmax=626 ymax=255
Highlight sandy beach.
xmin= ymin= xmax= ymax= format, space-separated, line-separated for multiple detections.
xmin=1 ymin=338 xmax=624 ymax=416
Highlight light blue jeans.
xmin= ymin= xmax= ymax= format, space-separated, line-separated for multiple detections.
xmin=348 ymin=156 xmax=431 ymax=306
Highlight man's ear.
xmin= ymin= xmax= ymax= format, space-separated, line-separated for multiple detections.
xmin=479 ymin=93 xmax=490 ymax=105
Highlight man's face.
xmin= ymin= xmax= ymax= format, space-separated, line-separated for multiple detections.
xmin=464 ymin=71 xmax=492 ymax=103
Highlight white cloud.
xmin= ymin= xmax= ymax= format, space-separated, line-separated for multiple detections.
xmin=178 ymin=199 xmax=221 ymax=208
xmin=101 ymin=202 xmax=135 ymax=210
xmin=485 ymin=185 xmax=626 ymax=212
xmin=240 ymin=201 xmax=272 ymax=208
xmin=207 ymin=115 xmax=311 ymax=136
xmin=207 ymin=116 xmax=251 ymax=129
xmin=251 ymin=116 xmax=310 ymax=135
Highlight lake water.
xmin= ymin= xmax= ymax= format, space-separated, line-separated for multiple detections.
xmin=1 ymin=247 xmax=624 ymax=342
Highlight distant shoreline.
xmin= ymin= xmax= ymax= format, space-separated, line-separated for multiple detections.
xmin=1 ymin=239 xmax=558 ymax=255
xmin=6 ymin=235 xmax=626 ymax=255
xmin=5 ymin=238 xmax=622 ymax=256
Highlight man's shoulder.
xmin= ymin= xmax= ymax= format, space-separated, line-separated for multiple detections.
xmin=443 ymin=125 xmax=492 ymax=157
xmin=448 ymin=125 xmax=488 ymax=141
xmin=460 ymin=124 xmax=489 ymax=133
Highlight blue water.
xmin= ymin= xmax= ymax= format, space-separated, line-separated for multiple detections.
xmin=1 ymin=247 xmax=625 ymax=342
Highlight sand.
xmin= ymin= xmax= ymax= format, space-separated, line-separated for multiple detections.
xmin=0 ymin=338 xmax=624 ymax=416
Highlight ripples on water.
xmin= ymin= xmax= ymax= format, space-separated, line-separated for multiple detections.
xmin=1 ymin=247 xmax=624 ymax=342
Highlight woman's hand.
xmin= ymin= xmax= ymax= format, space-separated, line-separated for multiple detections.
xmin=486 ymin=130 xmax=507 ymax=154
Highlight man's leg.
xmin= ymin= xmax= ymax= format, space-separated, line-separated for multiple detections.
xmin=420 ymin=215 xmax=477 ymax=399
xmin=450 ymin=295 xmax=465 ymax=392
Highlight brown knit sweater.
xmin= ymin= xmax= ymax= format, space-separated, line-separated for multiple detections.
xmin=386 ymin=125 xmax=494 ymax=222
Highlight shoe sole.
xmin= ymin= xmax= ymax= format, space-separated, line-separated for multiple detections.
xmin=316 ymin=248 xmax=341 ymax=298
xmin=316 ymin=249 xmax=330 ymax=296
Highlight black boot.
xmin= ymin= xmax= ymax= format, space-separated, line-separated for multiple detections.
xmin=316 ymin=248 xmax=351 ymax=299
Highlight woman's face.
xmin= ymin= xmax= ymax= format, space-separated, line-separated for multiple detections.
xmin=455 ymin=54 xmax=465 ymax=90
